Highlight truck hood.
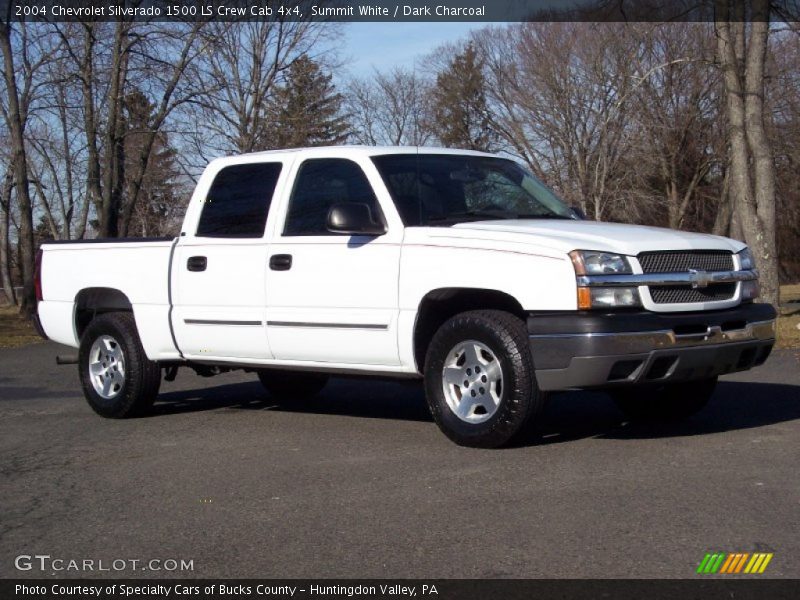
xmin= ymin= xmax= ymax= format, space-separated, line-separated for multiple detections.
xmin=440 ymin=219 xmax=745 ymax=256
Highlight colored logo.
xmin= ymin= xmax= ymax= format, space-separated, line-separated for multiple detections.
xmin=697 ymin=552 xmax=773 ymax=574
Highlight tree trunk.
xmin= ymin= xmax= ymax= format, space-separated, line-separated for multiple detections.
xmin=667 ymin=183 xmax=681 ymax=230
xmin=98 ymin=23 xmax=128 ymax=238
xmin=1 ymin=172 xmax=17 ymax=305
xmin=742 ymin=3 xmax=779 ymax=306
xmin=80 ymin=25 xmax=104 ymax=239
xmin=712 ymin=166 xmax=732 ymax=237
xmin=715 ymin=0 xmax=779 ymax=308
xmin=58 ymin=93 xmax=75 ymax=239
xmin=0 ymin=22 xmax=36 ymax=317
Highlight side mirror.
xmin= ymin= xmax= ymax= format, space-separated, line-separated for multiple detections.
xmin=327 ymin=202 xmax=386 ymax=236
xmin=570 ymin=205 xmax=587 ymax=220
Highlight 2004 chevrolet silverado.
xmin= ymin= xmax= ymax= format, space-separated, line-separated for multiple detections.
xmin=33 ymin=146 xmax=776 ymax=447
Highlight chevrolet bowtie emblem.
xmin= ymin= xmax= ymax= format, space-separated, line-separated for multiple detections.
xmin=689 ymin=269 xmax=712 ymax=288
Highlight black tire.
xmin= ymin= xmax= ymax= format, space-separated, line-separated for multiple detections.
xmin=424 ymin=310 xmax=544 ymax=448
xmin=612 ymin=377 xmax=717 ymax=422
xmin=78 ymin=312 xmax=161 ymax=418
xmin=257 ymin=370 xmax=328 ymax=402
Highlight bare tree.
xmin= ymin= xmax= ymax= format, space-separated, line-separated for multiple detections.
xmin=346 ymin=67 xmax=433 ymax=146
xmin=0 ymin=18 xmax=52 ymax=316
xmin=187 ymin=20 xmax=338 ymax=160
xmin=26 ymin=93 xmax=90 ymax=241
xmin=52 ymin=21 xmax=128 ymax=238
xmin=629 ymin=24 xmax=723 ymax=230
xmin=0 ymin=17 xmax=334 ymax=250
xmin=1 ymin=14 xmax=793 ymax=294
xmin=715 ymin=0 xmax=780 ymax=306
xmin=116 ymin=23 xmax=207 ymax=237
xmin=476 ymin=23 xmax=637 ymax=219
xmin=54 ymin=20 xmax=207 ymax=238
xmin=345 ymin=77 xmax=380 ymax=145
xmin=1 ymin=159 xmax=16 ymax=305
xmin=768 ymin=30 xmax=800 ymax=280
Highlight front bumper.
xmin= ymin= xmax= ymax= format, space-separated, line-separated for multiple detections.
xmin=528 ymin=303 xmax=776 ymax=391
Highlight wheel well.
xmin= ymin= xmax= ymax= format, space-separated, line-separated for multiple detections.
xmin=413 ymin=288 xmax=526 ymax=371
xmin=74 ymin=288 xmax=133 ymax=340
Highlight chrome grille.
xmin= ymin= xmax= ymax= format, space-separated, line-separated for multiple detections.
xmin=639 ymin=250 xmax=737 ymax=304
xmin=650 ymin=284 xmax=737 ymax=304
xmin=638 ymin=251 xmax=733 ymax=273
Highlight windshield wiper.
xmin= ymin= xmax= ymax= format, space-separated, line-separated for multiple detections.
xmin=428 ymin=209 xmax=515 ymax=222
xmin=428 ymin=210 xmax=573 ymax=223
xmin=514 ymin=213 xmax=574 ymax=220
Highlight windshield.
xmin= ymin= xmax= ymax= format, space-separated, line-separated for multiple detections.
xmin=371 ymin=153 xmax=574 ymax=226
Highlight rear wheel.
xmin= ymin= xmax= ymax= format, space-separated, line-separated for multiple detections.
xmin=612 ymin=377 xmax=717 ymax=422
xmin=424 ymin=310 xmax=543 ymax=448
xmin=78 ymin=312 xmax=161 ymax=418
xmin=257 ymin=370 xmax=328 ymax=402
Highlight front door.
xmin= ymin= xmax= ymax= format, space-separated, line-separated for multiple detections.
xmin=265 ymin=157 xmax=402 ymax=366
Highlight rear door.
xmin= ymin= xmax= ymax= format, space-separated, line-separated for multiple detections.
xmin=265 ymin=156 xmax=403 ymax=366
xmin=171 ymin=160 xmax=288 ymax=361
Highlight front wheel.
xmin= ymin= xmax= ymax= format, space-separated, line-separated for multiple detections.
xmin=611 ymin=377 xmax=717 ymax=422
xmin=424 ymin=310 xmax=544 ymax=448
xmin=78 ymin=312 xmax=161 ymax=418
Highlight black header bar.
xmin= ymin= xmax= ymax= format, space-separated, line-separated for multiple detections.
xmin=3 ymin=579 xmax=800 ymax=600
xmin=1 ymin=0 xmax=795 ymax=23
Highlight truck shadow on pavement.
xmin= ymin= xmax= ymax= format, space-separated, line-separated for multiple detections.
xmin=150 ymin=378 xmax=800 ymax=447
xmin=151 ymin=378 xmax=434 ymax=422
xmin=522 ymin=380 xmax=800 ymax=446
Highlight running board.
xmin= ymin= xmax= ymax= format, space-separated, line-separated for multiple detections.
xmin=56 ymin=354 xmax=78 ymax=365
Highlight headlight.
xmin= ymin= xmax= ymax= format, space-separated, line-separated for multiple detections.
xmin=570 ymin=250 xmax=640 ymax=309
xmin=569 ymin=250 xmax=632 ymax=275
xmin=737 ymin=247 xmax=756 ymax=270
xmin=736 ymin=248 xmax=759 ymax=301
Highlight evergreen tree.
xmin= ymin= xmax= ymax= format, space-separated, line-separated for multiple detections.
xmin=431 ymin=43 xmax=495 ymax=151
xmin=121 ymin=90 xmax=184 ymax=237
xmin=263 ymin=55 xmax=350 ymax=149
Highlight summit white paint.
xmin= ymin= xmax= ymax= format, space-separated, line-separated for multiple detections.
xmin=36 ymin=146 xmax=754 ymax=374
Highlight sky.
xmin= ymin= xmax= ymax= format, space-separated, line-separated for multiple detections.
xmin=340 ymin=22 xmax=488 ymax=78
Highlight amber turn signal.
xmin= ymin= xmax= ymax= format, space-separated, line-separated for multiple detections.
xmin=577 ymin=287 xmax=592 ymax=309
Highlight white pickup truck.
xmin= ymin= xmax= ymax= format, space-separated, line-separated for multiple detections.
xmin=34 ymin=146 xmax=776 ymax=447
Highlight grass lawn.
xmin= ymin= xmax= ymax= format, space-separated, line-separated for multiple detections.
xmin=776 ymin=314 xmax=800 ymax=349
xmin=782 ymin=283 xmax=800 ymax=305
xmin=778 ymin=284 xmax=800 ymax=349
xmin=1 ymin=285 xmax=799 ymax=350
xmin=0 ymin=305 xmax=43 ymax=348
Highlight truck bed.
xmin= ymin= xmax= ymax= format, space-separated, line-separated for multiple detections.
xmin=37 ymin=237 xmax=179 ymax=359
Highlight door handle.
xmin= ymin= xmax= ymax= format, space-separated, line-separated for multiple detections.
xmin=269 ymin=254 xmax=292 ymax=271
xmin=187 ymin=256 xmax=207 ymax=272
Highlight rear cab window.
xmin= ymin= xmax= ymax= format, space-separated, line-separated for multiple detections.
xmin=196 ymin=162 xmax=283 ymax=238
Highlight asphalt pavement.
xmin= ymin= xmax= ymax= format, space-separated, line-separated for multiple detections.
xmin=1 ymin=341 xmax=798 ymax=579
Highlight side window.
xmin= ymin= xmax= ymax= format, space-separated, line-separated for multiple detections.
xmin=196 ymin=162 xmax=282 ymax=238
xmin=284 ymin=159 xmax=382 ymax=236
